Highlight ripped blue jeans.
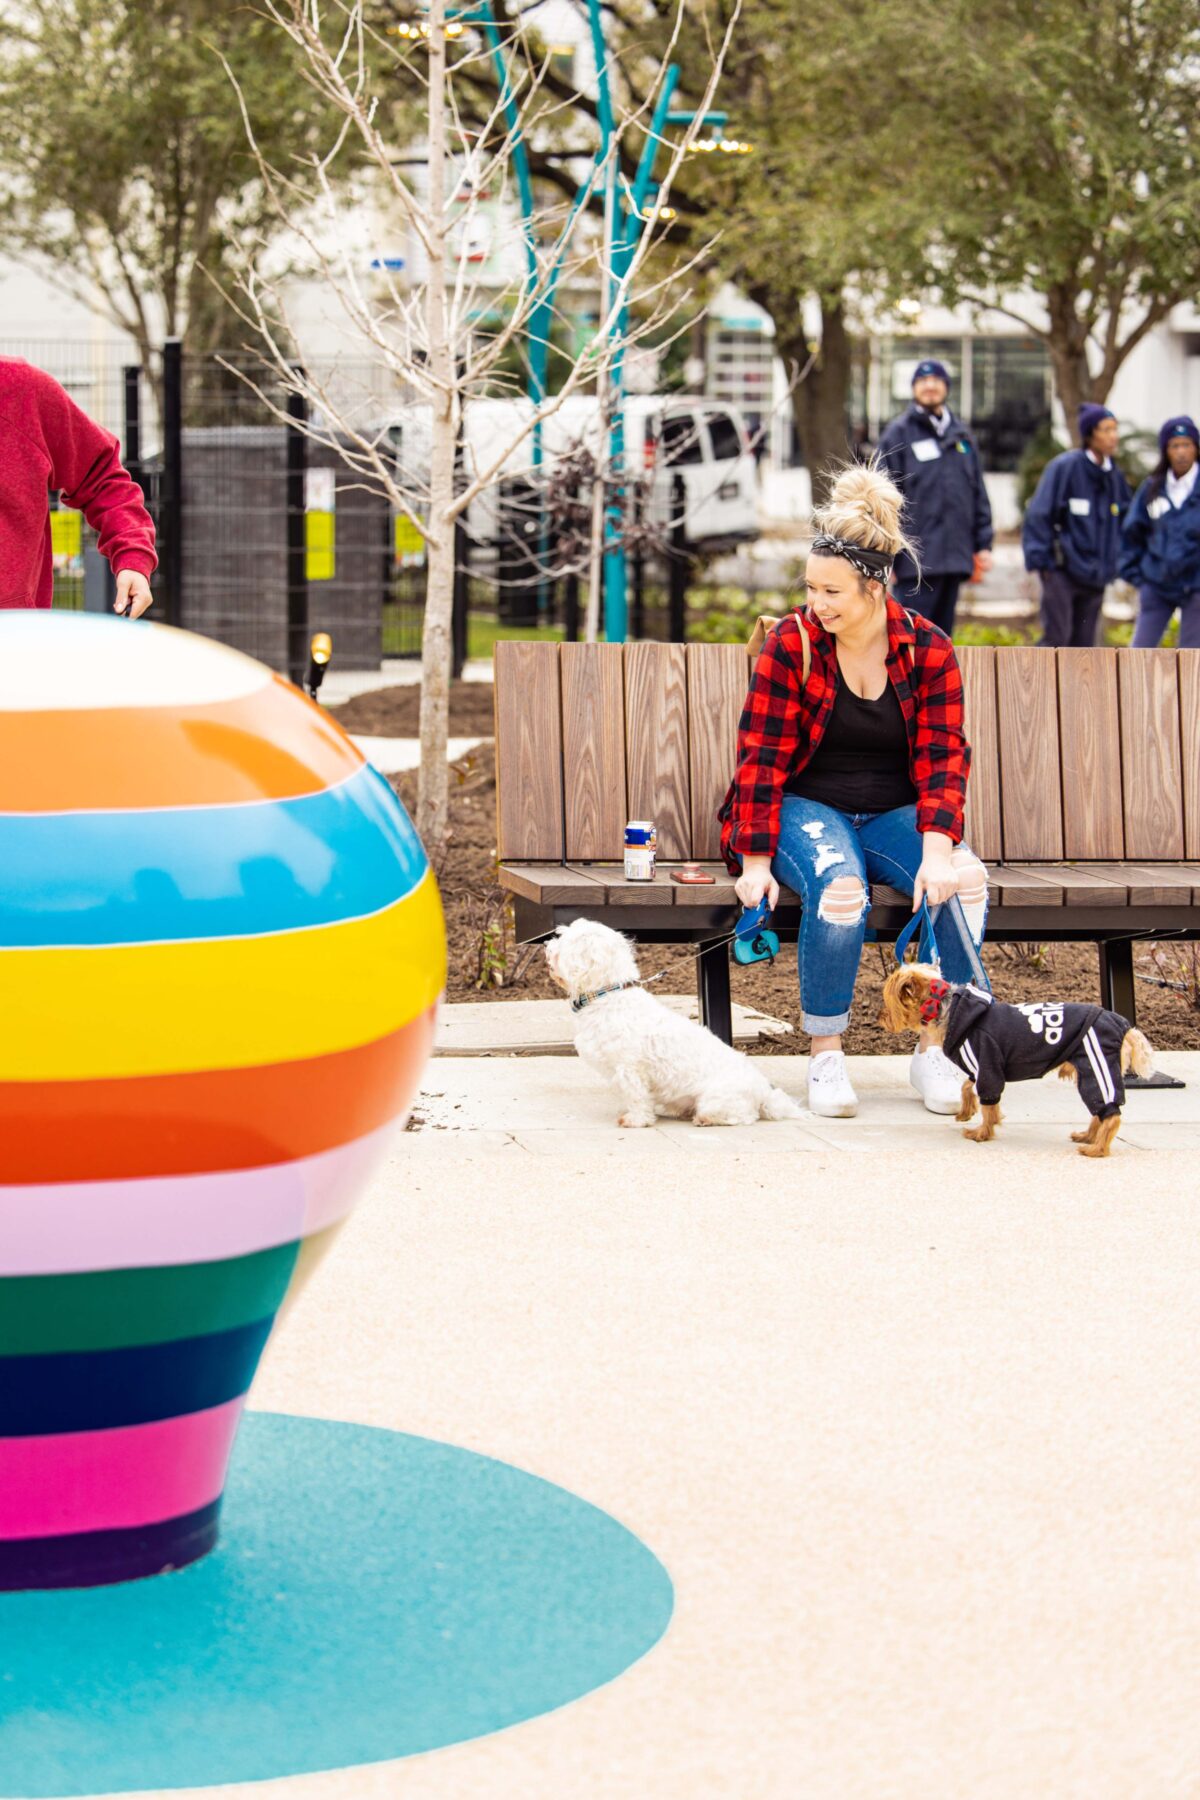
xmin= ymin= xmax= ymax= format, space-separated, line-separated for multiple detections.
xmin=770 ymin=795 xmax=990 ymax=1036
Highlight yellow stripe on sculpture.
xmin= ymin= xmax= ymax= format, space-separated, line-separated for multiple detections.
xmin=0 ymin=873 xmax=445 ymax=1083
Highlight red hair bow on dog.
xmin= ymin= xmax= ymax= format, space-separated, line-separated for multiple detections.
xmin=920 ymin=977 xmax=950 ymax=1024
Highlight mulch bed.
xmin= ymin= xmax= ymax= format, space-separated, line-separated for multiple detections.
xmin=330 ymin=682 xmax=496 ymax=738
xmin=391 ymin=707 xmax=1200 ymax=1055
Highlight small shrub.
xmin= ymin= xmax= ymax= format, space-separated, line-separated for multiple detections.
xmin=688 ymin=589 xmax=790 ymax=645
xmin=998 ymin=941 xmax=1055 ymax=974
xmin=953 ymin=620 xmax=1038 ymax=648
xmin=1147 ymin=944 xmax=1200 ymax=1011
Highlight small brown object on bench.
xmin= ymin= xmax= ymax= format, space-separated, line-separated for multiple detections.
xmin=495 ymin=639 xmax=1200 ymax=1060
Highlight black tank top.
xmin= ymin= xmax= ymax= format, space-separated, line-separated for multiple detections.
xmin=786 ymin=673 xmax=917 ymax=814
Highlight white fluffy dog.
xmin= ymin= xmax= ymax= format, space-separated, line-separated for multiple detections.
xmin=545 ymin=919 xmax=802 ymax=1128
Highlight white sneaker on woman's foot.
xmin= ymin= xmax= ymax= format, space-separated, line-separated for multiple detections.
xmin=808 ymin=1051 xmax=858 ymax=1118
xmin=910 ymin=1045 xmax=966 ymax=1115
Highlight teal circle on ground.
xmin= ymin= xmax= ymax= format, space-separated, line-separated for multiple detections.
xmin=0 ymin=1411 xmax=674 ymax=1797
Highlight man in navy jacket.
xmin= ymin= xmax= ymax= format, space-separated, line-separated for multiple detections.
xmin=877 ymin=359 xmax=993 ymax=636
xmin=1119 ymin=414 xmax=1200 ymax=649
xmin=1022 ymin=403 xmax=1131 ymax=646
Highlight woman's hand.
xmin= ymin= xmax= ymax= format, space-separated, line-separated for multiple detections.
xmin=912 ymin=857 xmax=959 ymax=910
xmin=735 ymin=856 xmax=779 ymax=912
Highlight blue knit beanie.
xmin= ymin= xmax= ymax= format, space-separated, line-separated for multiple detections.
xmin=1077 ymin=402 xmax=1115 ymax=445
xmin=912 ymin=359 xmax=950 ymax=387
xmin=1159 ymin=414 xmax=1199 ymax=453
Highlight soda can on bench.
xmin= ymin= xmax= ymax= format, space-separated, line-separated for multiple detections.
xmin=624 ymin=820 xmax=657 ymax=882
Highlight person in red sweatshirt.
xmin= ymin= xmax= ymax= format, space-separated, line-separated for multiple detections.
xmin=0 ymin=357 xmax=157 ymax=617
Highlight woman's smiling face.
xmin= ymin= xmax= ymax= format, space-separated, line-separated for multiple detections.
xmin=804 ymin=554 xmax=883 ymax=636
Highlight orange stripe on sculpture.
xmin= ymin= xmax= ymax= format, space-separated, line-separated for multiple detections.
xmin=0 ymin=1012 xmax=436 ymax=1186
xmin=0 ymin=678 xmax=364 ymax=813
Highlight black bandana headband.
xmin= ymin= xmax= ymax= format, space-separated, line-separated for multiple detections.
xmin=810 ymin=532 xmax=893 ymax=583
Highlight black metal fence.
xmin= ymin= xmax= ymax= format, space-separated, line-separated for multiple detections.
xmin=14 ymin=339 xmax=703 ymax=672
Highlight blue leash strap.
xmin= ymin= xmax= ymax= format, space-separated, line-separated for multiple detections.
xmin=893 ymin=895 xmax=942 ymax=968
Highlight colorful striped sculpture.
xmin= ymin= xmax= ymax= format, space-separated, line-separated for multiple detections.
xmin=0 ymin=614 xmax=445 ymax=1590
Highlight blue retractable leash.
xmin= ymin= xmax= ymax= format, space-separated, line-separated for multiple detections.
xmin=893 ymin=896 xmax=941 ymax=968
xmin=733 ymin=898 xmax=780 ymax=965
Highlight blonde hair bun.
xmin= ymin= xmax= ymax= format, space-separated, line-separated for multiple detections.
xmin=812 ymin=460 xmax=918 ymax=569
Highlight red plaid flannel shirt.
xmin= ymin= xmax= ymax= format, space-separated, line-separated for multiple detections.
xmin=718 ymin=600 xmax=971 ymax=873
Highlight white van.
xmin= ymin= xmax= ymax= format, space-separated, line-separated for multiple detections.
xmin=387 ymin=394 xmax=759 ymax=559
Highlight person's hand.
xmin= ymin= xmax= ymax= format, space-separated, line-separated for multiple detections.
xmin=974 ymin=549 xmax=993 ymax=575
xmin=114 ymin=569 xmax=154 ymax=619
xmin=913 ymin=857 xmax=959 ymax=910
xmin=735 ymin=858 xmax=779 ymax=912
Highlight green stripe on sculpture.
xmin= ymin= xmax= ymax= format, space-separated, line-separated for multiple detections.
xmin=0 ymin=1243 xmax=301 ymax=1356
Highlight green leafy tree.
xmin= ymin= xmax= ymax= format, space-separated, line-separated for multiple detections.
xmin=0 ymin=0 xmax=339 ymax=365
xmin=923 ymin=0 xmax=1200 ymax=422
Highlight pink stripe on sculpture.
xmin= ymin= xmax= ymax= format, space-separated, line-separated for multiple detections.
xmin=0 ymin=1398 xmax=245 ymax=1540
xmin=0 ymin=1124 xmax=396 ymax=1277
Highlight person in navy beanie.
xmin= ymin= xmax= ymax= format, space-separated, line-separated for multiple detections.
xmin=1119 ymin=415 xmax=1200 ymax=648
xmin=876 ymin=360 xmax=993 ymax=637
xmin=1022 ymin=402 xmax=1131 ymax=646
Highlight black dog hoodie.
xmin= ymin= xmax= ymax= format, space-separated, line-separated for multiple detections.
xmin=942 ymin=984 xmax=1131 ymax=1119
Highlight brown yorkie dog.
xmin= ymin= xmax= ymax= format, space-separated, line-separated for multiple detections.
xmin=880 ymin=964 xmax=1154 ymax=1157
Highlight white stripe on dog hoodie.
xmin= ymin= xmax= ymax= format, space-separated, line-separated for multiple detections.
xmin=942 ymin=986 xmax=1130 ymax=1119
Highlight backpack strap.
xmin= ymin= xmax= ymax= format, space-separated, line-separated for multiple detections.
xmin=747 ymin=609 xmax=811 ymax=682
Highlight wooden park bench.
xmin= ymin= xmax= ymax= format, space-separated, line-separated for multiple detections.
xmin=495 ymin=640 xmax=1200 ymax=1049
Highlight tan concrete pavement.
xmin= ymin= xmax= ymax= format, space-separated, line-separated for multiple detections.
xmin=121 ymin=1054 xmax=1200 ymax=1800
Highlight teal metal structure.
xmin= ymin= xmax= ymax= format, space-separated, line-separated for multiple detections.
xmin=452 ymin=2 xmax=726 ymax=639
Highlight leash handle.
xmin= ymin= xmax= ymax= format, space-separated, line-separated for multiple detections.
xmin=894 ymin=896 xmax=941 ymax=969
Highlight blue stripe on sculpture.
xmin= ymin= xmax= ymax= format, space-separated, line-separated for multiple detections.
xmin=0 ymin=766 xmax=427 ymax=946
xmin=0 ymin=1318 xmax=275 ymax=1435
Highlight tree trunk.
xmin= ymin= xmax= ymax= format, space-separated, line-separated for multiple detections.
xmin=1045 ymin=282 xmax=1094 ymax=434
xmin=788 ymin=295 xmax=853 ymax=503
xmin=416 ymin=0 xmax=456 ymax=851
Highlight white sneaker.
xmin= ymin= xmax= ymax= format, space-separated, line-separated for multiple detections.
xmin=808 ymin=1051 xmax=859 ymax=1118
xmin=910 ymin=1045 xmax=966 ymax=1115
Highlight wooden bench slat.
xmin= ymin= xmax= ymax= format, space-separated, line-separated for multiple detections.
xmin=686 ymin=643 xmax=747 ymax=860
xmin=986 ymin=865 xmax=1065 ymax=907
xmin=1058 ymin=648 xmax=1124 ymax=858
xmin=498 ymin=863 xmax=608 ymax=906
xmin=494 ymin=641 xmax=564 ymax=859
xmin=560 ymin=644 xmax=627 ymax=859
xmin=566 ymin=863 xmax=676 ymax=905
xmin=959 ymin=647 xmax=1002 ymax=862
xmin=624 ymin=642 xmax=691 ymax=862
xmin=1119 ymin=651 xmax=1184 ymax=859
xmin=1066 ymin=862 xmax=1199 ymax=907
xmin=667 ymin=863 xmax=741 ymax=906
xmin=997 ymin=650 xmax=1063 ymax=860
xmin=1003 ymin=863 xmax=1129 ymax=907
xmin=1181 ymin=651 xmax=1200 ymax=859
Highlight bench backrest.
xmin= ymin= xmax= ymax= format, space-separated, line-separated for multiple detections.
xmin=494 ymin=642 xmax=1200 ymax=865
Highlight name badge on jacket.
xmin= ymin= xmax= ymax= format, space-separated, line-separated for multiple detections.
xmin=1149 ymin=497 xmax=1169 ymax=520
xmin=911 ymin=438 xmax=940 ymax=464
xmin=1068 ymin=496 xmax=1091 ymax=516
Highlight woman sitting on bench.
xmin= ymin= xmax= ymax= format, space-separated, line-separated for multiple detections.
xmin=719 ymin=462 xmax=990 ymax=1120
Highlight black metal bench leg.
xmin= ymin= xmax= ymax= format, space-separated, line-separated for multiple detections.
xmin=1099 ymin=938 xmax=1136 ymax=1021
xmin=1099 ymin=937 xmax=1185 ymax=1090
xmin=697 ymin=940 xmax=733 ymax=1045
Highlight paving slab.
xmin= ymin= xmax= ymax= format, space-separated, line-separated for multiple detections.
xmin=157 ymin=1108 xmax=1200 ymax=1800
xmin=434 ymin=995 xmax=793 ymax=1056
xmin=411 ymin=1052 xmax=1200 ymax=1157
xmin=320 ymin=659 xmax=492 ymax=703
xmin=348 ymin=733 xmax=489 ymax=776
xmin=66 ymin=1054 xmax=1200 ymax=1800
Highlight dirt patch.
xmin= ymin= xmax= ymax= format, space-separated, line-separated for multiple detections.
xmin=392 ymin=739 xmax=1200 ymax=1053
xmin=330 ymin=682 xmax=495 ymax=738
